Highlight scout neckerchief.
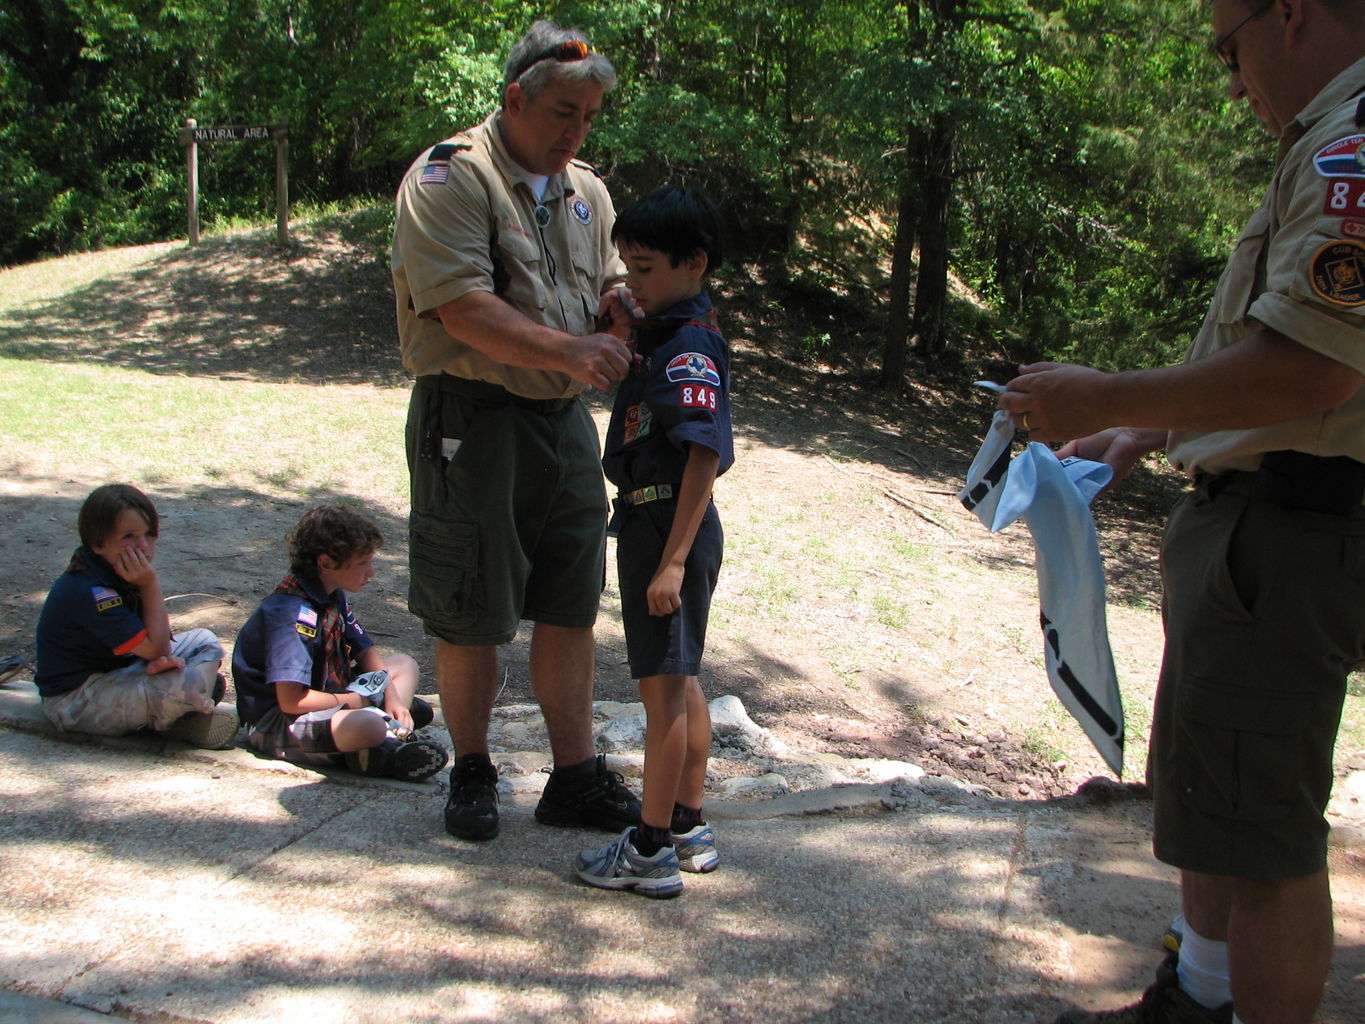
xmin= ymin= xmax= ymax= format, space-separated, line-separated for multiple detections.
xmin=630 ymin=308 xmax=723 ymax=370
xmin=273 ymin=573 xmax=348 ymax=692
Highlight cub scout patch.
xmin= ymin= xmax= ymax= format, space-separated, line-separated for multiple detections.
xmin=91 ymin=586 xmax=123 ymax=613
xmin=296 ymin=606 xmax=318 ymax=639
xmin=1314 ymin=135 xmax=1365 ymax=178
xmin=665 ymin=353 xmax=721 ymax=386
xmin=1309 ymin=240 xmax=1365 ymax=306
xmin=679 ymin=384 xmax=718 ymax=411
xmin=623 ymin=403 xmax=653 ymax=443
xmin=571 ymin=197 xmax=593 ymax=225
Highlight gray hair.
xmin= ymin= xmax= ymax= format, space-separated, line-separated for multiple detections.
xmin=501 ymin=20 xmax=616 ymax=106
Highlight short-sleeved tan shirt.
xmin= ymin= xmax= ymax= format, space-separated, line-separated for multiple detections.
xmin=392 ymin=113 xmax=626 ymax=399
xmin=1169 ymin=58 xmax=1365 ymax=476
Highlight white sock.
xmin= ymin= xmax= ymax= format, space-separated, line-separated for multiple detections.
xmin=1232 ymin=1015 xmax=1246 ymax=1024
xmin=1176 ymin=922 xmax=1232 ymax=1009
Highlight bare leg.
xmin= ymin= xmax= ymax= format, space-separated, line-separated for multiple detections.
xmin=639 ymin=674 xmax=688 ymax=828
xmin=381 ymin=652 xmax=420 ymax=708
xmin=528 ymin=624 xmax=595 ymax=766
xmin=330 ymin=707 xmax=388 ymax=752
xmin=435 ymin=639 xmax=500 ymax=757
xmin=1184 ymin=867 xmax=1333 ymax=1024
xmin=677 ymin=676 xmax=710 ymax=812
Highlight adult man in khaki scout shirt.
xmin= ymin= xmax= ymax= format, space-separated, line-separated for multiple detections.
xmin=1004 ymin=2 xmax=1365 ymax=1024
xmin=392 ymin=21 xmax=640 ymax=843
xmin=1001 ymin=3 xmax=1365 ymax=1022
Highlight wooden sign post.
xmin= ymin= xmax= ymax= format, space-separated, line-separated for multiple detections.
xmin=179 ymin=119 xmax=291 ymax=246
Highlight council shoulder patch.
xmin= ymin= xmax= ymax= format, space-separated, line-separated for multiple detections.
xmin=664 ymin=352 xmax=721 ymax=386
xmin=1310 ymin=239 xmax=1365 ymax=306
xmin=1314 ymin=134 xmax=1365 ymax=178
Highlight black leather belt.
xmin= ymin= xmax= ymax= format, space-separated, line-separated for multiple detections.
xmin=438 ymin=374 xmax=577 ymax=414
xmin=1197 ymin=450 xmax=1365 ymax=516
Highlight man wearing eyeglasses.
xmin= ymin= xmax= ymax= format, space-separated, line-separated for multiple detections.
xmin=392 ymin=21 xmax=641 ymax=844
xmin=998 ymin=3 xmax=1365 ymax=1023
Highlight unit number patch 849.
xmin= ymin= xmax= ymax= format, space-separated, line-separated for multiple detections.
xmin=1324 ymin=178 xmax=1365 ymax=215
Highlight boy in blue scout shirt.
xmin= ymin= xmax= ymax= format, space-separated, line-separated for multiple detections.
xmin=35 ymin=483 xmax=237 ymax=748
xmin=575 ymin=186 xmax=733 ymax=898
xmin=233 ymin=505 xmax=448 ymax=782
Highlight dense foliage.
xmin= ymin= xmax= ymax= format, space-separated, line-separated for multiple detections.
xmin=1 ymin=0 xmax=1275 ymax=374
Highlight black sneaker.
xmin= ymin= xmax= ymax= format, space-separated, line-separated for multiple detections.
xmin=534 ymin=754 xmax=641 ymax=831
xmin=445 ymin=753 xmax=500 ymax=841
xmin=386 ymin=739 xmax=448 ymax=782
xmin=344 ymin=738 xmax=447 ymax=782
xmin=1055 ymin=955 xmax=1232 ymax=1023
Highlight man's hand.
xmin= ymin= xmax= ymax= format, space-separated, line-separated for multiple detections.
xmin=647 ymin=564 xmax=685 ymax=617
xmin=145 ymin=654 xmax=186 ymax=675
xmin=597 ymin=286 xmax=644 ymax=340
xmin=999 ymin=362 xmax=1118 ymax=443
xmin=1055 ymin=427 xmax=1168 ymax=490
xmin=562 ymin=331 xmax=633 ymax=390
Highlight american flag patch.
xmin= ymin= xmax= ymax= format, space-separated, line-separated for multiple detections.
xmin=297 ymin=607 xmax=318 ymax=627
xmin=420 ymin=163 xmax=450 ymax=186
xmin=92 ymin=586 xmax=123 ymax=613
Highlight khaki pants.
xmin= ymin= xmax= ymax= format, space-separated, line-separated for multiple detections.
xmin=41 ymin=628 xmax=224 ymax=736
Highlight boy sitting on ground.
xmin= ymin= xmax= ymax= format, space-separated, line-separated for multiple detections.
xmin=233 ymin=505 xmax=447 ymax=782
xmin=35 ymin=483 xmax=237 ymax=748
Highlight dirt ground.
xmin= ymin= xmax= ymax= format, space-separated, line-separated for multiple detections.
xmin=1 ymin=222 xmax=1363 ymax=1018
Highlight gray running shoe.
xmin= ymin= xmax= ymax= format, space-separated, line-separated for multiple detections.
xmin=575 ymin=828 xmax=683 ymax=899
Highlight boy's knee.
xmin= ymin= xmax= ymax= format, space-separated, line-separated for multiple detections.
xmin=385 ymin=653 xmax=420 ymax=688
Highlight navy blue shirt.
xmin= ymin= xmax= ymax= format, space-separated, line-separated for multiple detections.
xmin=35 ymin=547 xmax=149 ymax=698
xmin=602 ymin=291 xmax=734 ymax=491
xmin=232 ymin=574 xmax=374 ymax=725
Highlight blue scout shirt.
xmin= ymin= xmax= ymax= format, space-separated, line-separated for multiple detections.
xmin=232 ymin=573 xmax=374 ymax=726
xmin=34 ymin=547 xmax=148 ymax=698
xmin=602 ymin=291 xmax=734 ymax=492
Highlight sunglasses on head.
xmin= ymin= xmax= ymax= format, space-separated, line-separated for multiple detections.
xmin=518 ymin=39 xmax=594 ymax=79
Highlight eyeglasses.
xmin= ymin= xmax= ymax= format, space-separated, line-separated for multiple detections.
xmin=516 ymin=39 xmax=594 ymax=80
xmin=1212 ymin=0 xmax=1275 ymax=72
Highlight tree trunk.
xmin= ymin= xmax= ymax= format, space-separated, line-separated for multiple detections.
xmin=880 ymin=127 xmax=924 ymax=388
xmin=912 ymin=112 xmax=955 ymax=358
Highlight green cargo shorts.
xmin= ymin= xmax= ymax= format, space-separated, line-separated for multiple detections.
xmin=405 ymin=375 xmax=607 ymax=646
xmin=1151 ymin=473 xmax=1365 ymax=878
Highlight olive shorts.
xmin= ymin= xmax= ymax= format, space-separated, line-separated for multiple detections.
xmin=405 ymin=375 xmax=607 ymax=646
xmin=1151 ymin=474 xmax=1365 ymax=878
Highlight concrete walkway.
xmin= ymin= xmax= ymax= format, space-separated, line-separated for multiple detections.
xmin=1 ymin=680 xmax=1361 ymax=1024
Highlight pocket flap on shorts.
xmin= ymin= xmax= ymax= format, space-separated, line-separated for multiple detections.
xmin=1179 ymin=677 xmax=1301 ymax=736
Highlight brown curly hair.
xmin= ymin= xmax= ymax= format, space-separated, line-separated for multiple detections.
xmin=286 ymin=505 xmax=383 ymax=577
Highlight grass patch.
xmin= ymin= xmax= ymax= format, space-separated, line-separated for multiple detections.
xmin=0 ymin=358 xmax=411 ymax=508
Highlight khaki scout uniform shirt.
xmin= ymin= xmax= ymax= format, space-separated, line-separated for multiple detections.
xmin=1169 ymin=58 xmax=1365 ymax=476
xmin=392 ymin=113 xmax=626 ymax=400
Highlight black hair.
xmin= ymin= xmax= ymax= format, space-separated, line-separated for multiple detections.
xmin=286 ymin=505 xmax=383 ymax=577
xmin=611 ymin=185 xmax=724 ymax=273
xmin=78 ymin=484 xmax=159 ymax=549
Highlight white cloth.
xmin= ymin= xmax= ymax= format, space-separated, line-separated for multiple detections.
xmin=957 ymin=403 xmax=1125 ymax=775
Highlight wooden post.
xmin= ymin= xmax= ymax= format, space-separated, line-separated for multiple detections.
xmin=179 ymin=120 xmax=288 ymax=245
xmin=274 ymin=120 xmax=290 ymax=246
xmin=185 ymin=118 xmax=200 ymax=246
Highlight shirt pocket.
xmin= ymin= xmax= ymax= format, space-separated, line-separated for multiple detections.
xmin=496 ymin=230 xmax=547 ymax=312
